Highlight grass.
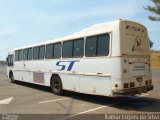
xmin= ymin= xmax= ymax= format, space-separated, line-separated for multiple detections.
xmin=151 ymin=52 xmax=160 ymax=69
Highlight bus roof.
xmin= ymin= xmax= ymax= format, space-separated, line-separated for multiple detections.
xmin=11 ymin=19 xmax=145 ymax=51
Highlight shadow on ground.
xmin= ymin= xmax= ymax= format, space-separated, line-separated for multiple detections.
xmin=13 ymin=81 xmax=160 ymax=113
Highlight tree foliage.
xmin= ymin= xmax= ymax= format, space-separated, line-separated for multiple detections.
xmin=145 ymin=0 xmax=160 ymax=21
xmin=149 ymin=39 xmax=153 ymax=48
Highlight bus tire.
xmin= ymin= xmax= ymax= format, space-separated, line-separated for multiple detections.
xmin=9 ymin=72 xmax=15 ymax=83
xmin=51 ymin=75 xmax=63 ymax=95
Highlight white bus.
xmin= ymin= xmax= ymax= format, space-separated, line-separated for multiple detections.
xmin=7 ymin=19 xmax=153 ymax=96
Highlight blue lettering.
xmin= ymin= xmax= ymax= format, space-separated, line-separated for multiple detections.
xmin=56 ymin=60 xmax=79 ymax=71
xmin=56 ymin=61 xmax=66 ymax=71
xmin=67 ymin=60 xmax=79 ymax=71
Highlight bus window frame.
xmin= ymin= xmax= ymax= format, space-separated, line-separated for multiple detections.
xmin=85 ymin=33 xmax=110 ymax=57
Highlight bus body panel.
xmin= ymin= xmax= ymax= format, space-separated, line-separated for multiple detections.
xmin=111 ymin=21 xmax=153 ymax=95
xmin=9 ymin=57 xmax=122 ymax=96
xmin=121 ymin=20 xmax=150 ymax=56
xmin=120 ymin=20 xmax=151 ymax=77
xmin=6 ymin=20 xmax=153 ymax=96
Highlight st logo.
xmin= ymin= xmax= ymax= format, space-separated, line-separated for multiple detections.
xmin=56 ymin=60 xmax=80 ymax=71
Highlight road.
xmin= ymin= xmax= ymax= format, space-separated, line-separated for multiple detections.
xmin=0 ymin=66 xmax=160 ymax=120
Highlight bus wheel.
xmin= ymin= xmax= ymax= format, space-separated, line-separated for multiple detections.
xmin=51 ymin=75 xmax=63 ymax=95
xmin=10 ymin=72 xmax=15 ymax=83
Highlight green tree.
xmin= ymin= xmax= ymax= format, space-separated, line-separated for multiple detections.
xmin=145 ymin=0 xmax=160 ymax=21
xmin=149 ymin=39 xmax=153 ymax=48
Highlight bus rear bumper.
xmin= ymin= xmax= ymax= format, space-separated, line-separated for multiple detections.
xmin=112 ymin=85 xmax=154 ymax=96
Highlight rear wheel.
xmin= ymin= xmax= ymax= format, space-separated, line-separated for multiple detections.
xmin=10 ymin=72 xmax=15 ymax=83
xmin=51 ymin=75 xmax=63 ymax=95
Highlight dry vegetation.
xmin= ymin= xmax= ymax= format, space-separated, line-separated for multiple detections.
xmin=0 ymin=61 xmax=7 ymax=65
xmin=151 ymin=52 xmax=160 ymax=69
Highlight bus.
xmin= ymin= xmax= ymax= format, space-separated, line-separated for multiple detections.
xmin=6 ymin=19 xmax=153 ymax=96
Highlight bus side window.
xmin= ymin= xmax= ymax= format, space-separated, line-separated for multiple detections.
xmin=27 ymin=48 xmax=33 ymax=60
xmin=15 ymin=51 xmax=19 ymax=61
xmin=33 ymin=47 xmax=39 ymax=60
xmin=85 ymin=36 xmax=97 ymax=57
xmin=63 ymin=41 xmax=73 ymax=58
xmin=19 ymin=50 xmax=23 ymax=61
xmin=7 ymin=55 xmax=14 ymax=66
xmin=85 ymin=34 xmax=110 ymax=57
xmin=39 ymin=46 xmax=45 ymax=60
xmin=46 ymin=44 xmax=54 ymax=59
xmin=73 ymin=38 xmax=84 ymax=57
xmin=97 ymin=34 xmax=110 ymax=56
xmin=11 ymin=55 xmax=14 ymax=66
xmin=23 ymin=49 xmax=28 ymax=60
xmin=54 ymin=43 xmax=61 ymax=59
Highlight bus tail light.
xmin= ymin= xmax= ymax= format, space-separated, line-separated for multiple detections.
xmin=149 ymin=80 xmax=152 ymax=84
xmin=130 ymin=82 xmax=135 ymax=88
xmin=145 ymin=80 xmax=149 ymax=85
xmin=124 ymin=59 xmax=128 ymax=64
xmin=123 ymin=69 xmax=127 ymax=73
xmin=124 ymin=83 xmax=129 ymax=89
xmin=123 ymin=58 xmax=128 ymax=74
xmin=148 ymin=63 xmax=151 ymax=67
xmin=148 ymin=57 xmax=151 ymax=67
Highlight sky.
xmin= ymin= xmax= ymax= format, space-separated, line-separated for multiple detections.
xmin=0 ymin=0 xmax=159 ymax=60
